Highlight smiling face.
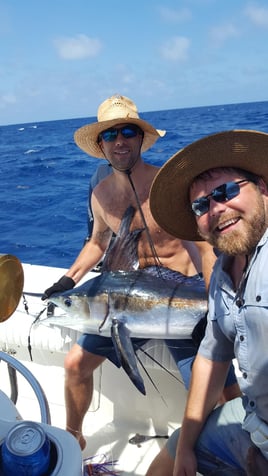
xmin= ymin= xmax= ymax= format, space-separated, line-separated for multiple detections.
xmin=190 ymin=169 xmax=268 ymax=255
xmin=98 ymin=122 xmax=144 ymax=172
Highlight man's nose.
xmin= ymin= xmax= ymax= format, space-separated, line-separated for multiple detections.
xmin=208 ymin=197 xmax=227 ymax=215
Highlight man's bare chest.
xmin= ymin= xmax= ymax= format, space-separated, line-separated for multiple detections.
xmin=105 ymin=202 xmax=152 ymax=233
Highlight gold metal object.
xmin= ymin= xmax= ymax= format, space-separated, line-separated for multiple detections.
xmin=0 ymin=254 xmax=24 ymax=322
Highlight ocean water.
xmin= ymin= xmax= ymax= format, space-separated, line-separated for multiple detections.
xmin=1 ymin=100 xmax=268 ymax=268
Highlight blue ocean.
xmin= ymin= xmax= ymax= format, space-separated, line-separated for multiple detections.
xmin=1 ymin=100 xmax=268 ymax=268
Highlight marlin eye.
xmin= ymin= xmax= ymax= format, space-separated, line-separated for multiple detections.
xmin=64 ymin=298 xmax=72 ymax=307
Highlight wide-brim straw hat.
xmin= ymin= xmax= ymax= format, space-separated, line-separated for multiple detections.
xmin=150 ymin=129 xmax=268 ymax=242
xmin=74 ymin=94 xmax=166 ymax=159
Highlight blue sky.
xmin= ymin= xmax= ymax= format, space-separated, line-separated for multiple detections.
xmin=0 ymin=0 xmax=268 ymax=125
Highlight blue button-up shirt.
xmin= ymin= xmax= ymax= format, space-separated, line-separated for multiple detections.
xmin=199 ymin=229 xmax=268 ymax=420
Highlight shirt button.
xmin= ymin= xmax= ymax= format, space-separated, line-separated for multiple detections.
xmin=249 ymin=400 xmax=255 ymax=408
xmin=236 ymin=298 xmax=244 ymax=307
xmin=242 ymin=372 xmax=247 ymax=379
xmin=256 ymin=295 xmax=261 ymax=302
xmin=240 ymin=335 xmax=244 ymax=341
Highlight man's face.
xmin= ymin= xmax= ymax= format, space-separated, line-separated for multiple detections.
xmin=98 ymin=123 xmax=144 ymax=172
xmin=190 ymin=169 xmax=268 ymax=255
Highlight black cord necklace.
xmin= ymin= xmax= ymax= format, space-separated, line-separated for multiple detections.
xmin=125 ymin=169 xmax=163 ymax=276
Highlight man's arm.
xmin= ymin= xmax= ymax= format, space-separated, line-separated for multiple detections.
xmin=65 ymin=228 xmax=112 ymax=283
xmin=87 ymin=163 xmax=113 ymax=239
xmin=65 ymin=198 xmax=113 ymax=283
xmin=183 ymin=240 xmax=216 ymax=291
xmin=174 ymin=354 xmax=231 ymax=476
xmin=42 ymin=194 xmax=113 ymax=299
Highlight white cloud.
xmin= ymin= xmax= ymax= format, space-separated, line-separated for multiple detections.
xmin=112 ymin=64 xmax=136 ymax=85
xmin=158 ymin=6 xmax=192 ymax=23
xmin=0 ymin=93 xmax=16 ymax=107
xmin=160 ymin=36 xmax=190 ymax=61
xmin=54 ymin=34 xmax=102 ymax=60
xmin=209 ymin=23 xmax=239 ymax=46
xmin=121 ymin=73 xmax=135 ymax=84
xmin=244 ymin=4 xmax=268 ymax=27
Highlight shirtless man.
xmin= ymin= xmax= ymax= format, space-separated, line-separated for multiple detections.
xmin=42 ymin=95 xmax=240 ymax=449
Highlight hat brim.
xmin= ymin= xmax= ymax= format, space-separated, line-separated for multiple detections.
xmin=150 ymin=129 xmax=268 ymax=242
xmin=74 ymin=117 xmax=165 ymax=159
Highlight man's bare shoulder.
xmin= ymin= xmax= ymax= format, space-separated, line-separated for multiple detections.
xmin=144 ymin=162 xmax=160 ymax=176
xmin=93 ymin=172 xmax=114 ymax=191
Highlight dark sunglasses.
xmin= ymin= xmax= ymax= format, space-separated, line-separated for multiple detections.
xmin=98 ymin=125 xmax=143 ymax=143
xmin=191 ymin=179 xmax=250 ymax=217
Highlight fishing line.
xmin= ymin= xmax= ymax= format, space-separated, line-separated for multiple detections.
xmin=27 ymin=307 xmax=47 ymax=361
xmin=22 ymin=293 xmax=29 ymax=314
xmin=125 ymin=169 xmax=163 ymax=278
xmin=134 ymin=350 xmax=167 ymax=406
xmin=137 ymin=345 xmax=183 ymax=385
xmin=22 ymin=292 xmax=49 ymax=361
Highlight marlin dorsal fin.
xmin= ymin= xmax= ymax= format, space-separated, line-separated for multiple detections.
xmin=101 ymin=206 xmax=144 ymax=272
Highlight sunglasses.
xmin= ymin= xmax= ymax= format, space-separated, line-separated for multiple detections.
xmin=191 ymin=179 xmax=250 ymax=217
xmin=98 ymin=125 xmax=143 ymax=143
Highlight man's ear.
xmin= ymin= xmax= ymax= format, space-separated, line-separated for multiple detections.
xmin=258 ymin=178 xmax=268 ymax=196
xmin=99 ymin=142 xmax=105 ymax=156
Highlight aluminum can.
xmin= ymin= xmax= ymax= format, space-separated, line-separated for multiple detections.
xmin=1 ymin=421 xmax=50 ymax=475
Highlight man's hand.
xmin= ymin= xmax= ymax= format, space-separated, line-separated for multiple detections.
xmin=41 ymin=276 xmax=75 ymax=300
xmin=173 ymin=447 xmax=197 ymax=476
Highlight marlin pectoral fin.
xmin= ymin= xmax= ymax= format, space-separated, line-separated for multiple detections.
xmin=111 ymin=317 xmax=146 ymax=395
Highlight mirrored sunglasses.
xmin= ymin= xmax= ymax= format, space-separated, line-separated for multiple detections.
xmin=98 ymin=125 xmax=143 ymax=143
xmin=191 ymin=179 xmax=250 ymax=217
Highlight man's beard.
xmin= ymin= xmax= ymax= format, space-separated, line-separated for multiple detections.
xmin=198 ymin=195 xmax=268 ymax=256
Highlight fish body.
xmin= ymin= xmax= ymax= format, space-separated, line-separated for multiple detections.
xmin=49 ymin=269 xmax=207 ymax=340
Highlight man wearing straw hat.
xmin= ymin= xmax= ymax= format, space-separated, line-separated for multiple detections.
xmin=42 ymin=95 xmax=239 ymax=450
xmin=147 ymin=129 xmax=268 ymax=476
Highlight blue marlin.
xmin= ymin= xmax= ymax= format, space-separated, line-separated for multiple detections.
xmin=48 ymin=206 xmax=208 ymax=394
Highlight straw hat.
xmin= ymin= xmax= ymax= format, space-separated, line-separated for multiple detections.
xmin=74 ymin=94 xmax=166 ymax=159
xmin=150 ymin=129 xmax=268 ymax=241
